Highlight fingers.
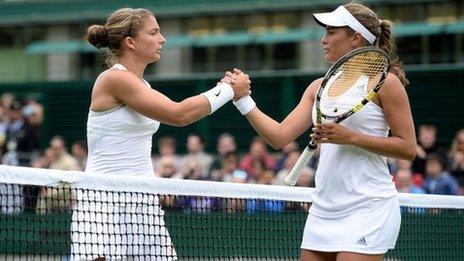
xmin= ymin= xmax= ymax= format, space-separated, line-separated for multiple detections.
xmin=233 ymin=68 xmax=243 ymax=74
xmin=310 ymin=123 xmax=337 ymax=143
xmin=221 ymin=71 xmax=237 ymax=85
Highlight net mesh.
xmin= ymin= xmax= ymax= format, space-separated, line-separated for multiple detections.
xmin=1 ymin=166 xmax=464 ymax=261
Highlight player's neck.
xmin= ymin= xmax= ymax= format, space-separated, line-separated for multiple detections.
xmin=116 ymin=58 xmax=147 ymax=79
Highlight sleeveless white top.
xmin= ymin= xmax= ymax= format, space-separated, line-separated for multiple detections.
xmin=310 ymin=101 xmax=397 ymax=218
xmin=85 ymin=64 xmax=160 ymax=176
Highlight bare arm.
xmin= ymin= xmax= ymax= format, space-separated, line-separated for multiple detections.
xmin=312 ymin=73 xmax=417 ymax=160
xmin=242 ymin=79 xmax=322 ymax=149
xmin=94 ymin=70 xmax=249 ymax=127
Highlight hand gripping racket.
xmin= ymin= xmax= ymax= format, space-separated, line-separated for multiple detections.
xmin=285 ymin=46 xmax=390 ymax=186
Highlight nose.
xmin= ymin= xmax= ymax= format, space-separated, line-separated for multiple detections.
xmin=160 ymin=34 xmax=166 ymax=44
xmin=321 ymin=32 xmax=328 ymax=45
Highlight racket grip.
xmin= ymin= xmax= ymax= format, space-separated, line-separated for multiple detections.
xmin=285 ymin=146 xmax=315 ymax=186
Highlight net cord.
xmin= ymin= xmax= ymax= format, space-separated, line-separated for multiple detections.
xmin=1 ymin=165 xmax=464 ymax=209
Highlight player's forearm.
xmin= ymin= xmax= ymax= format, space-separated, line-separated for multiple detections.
xmin=245 ymin=108 xmax=288 ymax=149
xmin=351 ymin=133 xmax=416 ymax=161
xmin=169 ymin=95 xmax=214 ymax=126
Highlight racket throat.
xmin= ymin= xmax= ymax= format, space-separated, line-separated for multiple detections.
xmin=308 ymin=140 xmax=318 ymax=150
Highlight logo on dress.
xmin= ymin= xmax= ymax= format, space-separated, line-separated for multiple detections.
xmin=356 ymin=237 xmax=367 ymax=246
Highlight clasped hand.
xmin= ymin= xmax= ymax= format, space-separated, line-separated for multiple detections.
xmin=220 ymin=68 xmax=251 ymax=101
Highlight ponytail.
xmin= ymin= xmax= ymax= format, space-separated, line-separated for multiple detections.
xmin=378 ymin=19 xmax=409 ymax=86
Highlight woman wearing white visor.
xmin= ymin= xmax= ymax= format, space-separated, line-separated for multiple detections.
xmin=299 ymin=3 xmax=415 ymax=261
xmin=227 ymin=2 xmax=416 ymax=261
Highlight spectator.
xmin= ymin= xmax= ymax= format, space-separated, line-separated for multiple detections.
xmin=209 ymin=133 xmax=237 ymax=179
xmin=239 ymin=136 xmax=276 ymax=179
xmin=2 ymin=140 xmax=19 ymax=166
xmin=412 ymin=124 xmax=447 ymax=176
xmin=2 ymin=101 xmax=23 ymax=163
xmin=423 ymin=153 xmax=459 ymax=195
xmin=256 ymin=169 xmax=275 ymax=185
xmin=0 ymin=92 xmax=15 ymax=111
xmin=181 ymin=156 xmax=205 ymax=180
xmin=394 ymin=168 xmax=425 ymax=194
xmin=391 ymin=158 xmax=424 ymax=188
xmin=19 ymin=103 xmax=42 ymax=165
xmin=155 ymin=155 xmax=181 ymax=179
xmin=152 ymin=136 xmax=182 ymax=172
xmin=31 ymin=148 xmax=55 ymax=169
xmin=181 ymin=133 xmax=213 ymax=178
xmin=71 ymin=139 xmax=88 ymax=171
xmin=274 ymin=141 xmax=299 ymax=173
xmin=48 ymin=135 xmax=80 ymax=171
xmin=449 ymin=129 xmax=464 ymax=193
xmin=274 ymin=150 xmax=301 ymax=185
xmin=212 ymin=151 xmax=240 ymax=182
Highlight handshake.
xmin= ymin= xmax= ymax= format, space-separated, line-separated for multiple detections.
xmin=220 ymin=68 xmax=256 ymax=116
xmin=201 ymin=68 xmax=256 ymax=116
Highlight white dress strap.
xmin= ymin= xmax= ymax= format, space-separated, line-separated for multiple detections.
xmin=112 ymin=63 xmax=127 ymax=71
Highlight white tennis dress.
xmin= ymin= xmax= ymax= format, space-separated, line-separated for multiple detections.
xmin=71 ymin=64 xmax=177 ymax=260
xmin=301 ymin=100 xmax=401 ymax=254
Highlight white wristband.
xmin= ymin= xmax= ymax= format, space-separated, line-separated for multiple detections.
xmin=233 ymin=95 xmax=256 ymax=115
xmin=201 ymin=83 xmax=234 ymax=114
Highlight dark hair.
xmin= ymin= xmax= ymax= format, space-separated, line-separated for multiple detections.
xmin=86 ymin=8 xmax=153 ymax=66
xmin=344 ymin=2 xmax=409 ymax=86
xmin=426 ymin=153 xmax=446 ymax=169
xmin=187 ymin=132 xmax=205 ymax=144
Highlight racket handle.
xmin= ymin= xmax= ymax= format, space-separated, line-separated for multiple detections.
xmin=285 ymin=146 xmax=315 ymax=186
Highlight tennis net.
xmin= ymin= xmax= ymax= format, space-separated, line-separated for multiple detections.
xmin=1 ymin=166 xmax=464 ymax=260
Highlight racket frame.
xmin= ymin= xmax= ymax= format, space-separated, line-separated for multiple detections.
xmin=285 ymin=46 xmax=390 ymax=186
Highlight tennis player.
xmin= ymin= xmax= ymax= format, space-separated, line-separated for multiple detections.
xmin=229 ymin=3 xmax=416 ymax=261
xmin=70 ymin=7 xmax=251 ymax=260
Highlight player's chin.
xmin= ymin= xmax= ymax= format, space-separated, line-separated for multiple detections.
xmin=324 ymin=54 xmax=337 ymax=63
xmin=151 ymin=54 xmax=161 ymax=63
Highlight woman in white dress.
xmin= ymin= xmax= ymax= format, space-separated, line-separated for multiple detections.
xmin=229 ymin=2 xmax=416 ymax=261
xmin=71 ymin=7 xmax=251 ymax=260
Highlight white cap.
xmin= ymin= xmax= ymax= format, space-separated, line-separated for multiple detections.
xmin=313 ymin=6 xmax=377 ymax=44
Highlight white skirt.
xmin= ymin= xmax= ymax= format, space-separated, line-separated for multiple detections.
xmin=301 ymin=196 xmax=401 ymax=255
xmin=70 ymin=190 xmax=177 ymax=260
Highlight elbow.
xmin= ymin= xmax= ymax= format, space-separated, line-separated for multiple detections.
xmin=169 ymin=115 xmax=191 ymax=127
xmin=402 ymin=145 xmax=417 ymax=161
xmin=268 ymin=140 xmax=288 ymax=150
xmin=164 ymin=105 xmax=195 ymax=127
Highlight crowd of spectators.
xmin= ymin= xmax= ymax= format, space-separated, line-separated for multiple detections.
xmin=1 ymin=92 xmax=463 ymax=198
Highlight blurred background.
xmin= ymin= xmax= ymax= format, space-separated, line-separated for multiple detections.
xmin=0 ymin=0 xmax=463 ymax=191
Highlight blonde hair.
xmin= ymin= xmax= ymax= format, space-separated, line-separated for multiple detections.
xmin=344 ymin=2 xmax=409 ymax=86
xmin=450 ymin=129 xmax=464 ymax=154
xmin=86 ymin=8 xmax=153 ymax=66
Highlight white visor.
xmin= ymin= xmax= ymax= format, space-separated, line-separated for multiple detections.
xmin=313 ymin=6 xmax=376 ymax=44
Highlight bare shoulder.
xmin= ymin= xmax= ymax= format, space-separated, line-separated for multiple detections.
xmin=90 ymin=69 xmax=142 ymax=110
xmin=96 ymin=68 xmax=138 ymax=90
xmin=303 ymin=77 xmax=324 ymax=100
xmin=378 ymin=72 xmax=409 ymax=103
xmin=378 ymin=72 xmax=406 ymax=95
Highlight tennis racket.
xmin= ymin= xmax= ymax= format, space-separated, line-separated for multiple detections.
xmin=285 ymin=46 xmax=390 ymax=186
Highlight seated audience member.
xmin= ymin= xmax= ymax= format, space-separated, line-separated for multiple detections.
xmin=423 ymin=153 xmax=459 ymax=195
xmin=394 ymin=168 xmax=425 ymax=194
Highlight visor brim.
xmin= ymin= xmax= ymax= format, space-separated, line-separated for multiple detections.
xmin=313 ymin=12 xmax=348 ymax=27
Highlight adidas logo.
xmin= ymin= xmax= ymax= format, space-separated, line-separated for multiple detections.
xmin=356 ymin=237 xmax=367 ymax=246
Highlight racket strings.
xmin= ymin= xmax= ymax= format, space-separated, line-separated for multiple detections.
xmin=321 ymin=51 xmax=388 ymax=118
